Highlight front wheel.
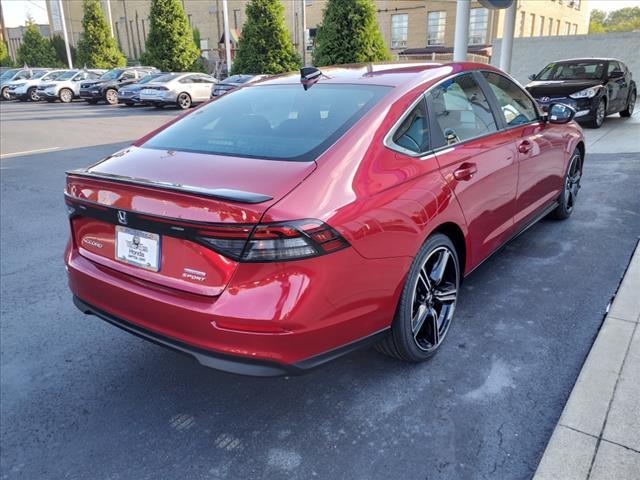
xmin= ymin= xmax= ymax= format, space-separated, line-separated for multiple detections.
xmin=587 ymin=98 xmax=606 ymax=128
xmin=1 ymin=87 xmax=9 ymax=100
xmin=59 ymin=88 xmax=73 ymax=103
xmin=105 ymin=88 xmax=118 ymax=105
xmin=176 ymin=92 xmax=192 ymax=110
xmin=28 ymin=87 xmax=39 ymax=102
xmin=620 ymin=88 xmax=636 ymax=117
xmin=376 ymin=233 xmax=460 ymax=362
xmin=550 ymin=148 xmax=582 ymax=220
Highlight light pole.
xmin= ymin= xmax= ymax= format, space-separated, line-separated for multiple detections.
xmin=499 ymin=2 xmax=517 ymax=72
xmin=105 ymin=0 xmax=114 ymax=38
xmin=300 ymin=0 xmax=306 ymax=66
xmin=57 ymin=0 xmax=73 ymax=68
xmin=222 ymin=0 xmax=232 ymax=75
xmin=453 ymin=0 xmax=470 ymax=62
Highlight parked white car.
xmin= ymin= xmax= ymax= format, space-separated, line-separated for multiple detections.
xmin=1 ymin=68 xmax=39 ymax=100
xmin=139 ymin=72 xmax=217 ymax=109
xmin=7 ymin=69 xmax=68 ymax=101
xmin=37 ymin=69 xmax=105 ymax=103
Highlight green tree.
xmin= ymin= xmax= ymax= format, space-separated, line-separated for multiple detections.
xmin=313 ymin=0 xmax=389 ymax=67
xmin=17 ymin=21 xmax=59 ymax=66
xmin=0 ymin=40 xmax=13 ymax=67
xmin=141 ymin=0 xmax=200 ymax=71
xmin=50 ymin=35 xmax=76 ymax=66
xmin=76 ymin=0 xmax=126 ymax=68
xmin=589 ymin=7 xmax=640 ymax=33
xmin=231 ymin=0 xmax=301 ymax=75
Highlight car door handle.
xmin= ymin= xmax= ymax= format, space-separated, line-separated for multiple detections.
xmin=518 ymin=140 xmax=533 ymax=154
xmin=453 ymin=163 xmax=478 ymax=181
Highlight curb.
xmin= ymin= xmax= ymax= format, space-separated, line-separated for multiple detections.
xmin=533 ymin=241 xmax=640 ymax=479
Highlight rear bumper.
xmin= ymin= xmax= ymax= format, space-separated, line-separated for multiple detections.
xmin=66 ymin=244 xmax=406 ymax=375
xmin=73 ymin=295 xmax=388 ymax=376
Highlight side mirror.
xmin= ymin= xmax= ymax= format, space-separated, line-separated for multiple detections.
xmin=547 ymin=103 xmax=576 ymax=124
xmin=609 ymin=70 xmax=624 ymax=79
xmin=528 ymin=73 xmax=537 ymax=81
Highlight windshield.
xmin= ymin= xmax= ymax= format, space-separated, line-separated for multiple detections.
xmin=100 ymin=69 xmax=123 ymax=80
xmin=57 ymin=70 xmax=78 ymax=80
xmin=43 ymin=71 xmax=66 ymax=80
xmin=143 ymin=84 xmax=390 ymax=161
xmin=1 ymin=69 xmax=20 ymax=80
xmin=536 ymin=61 xmax=606 ymax=81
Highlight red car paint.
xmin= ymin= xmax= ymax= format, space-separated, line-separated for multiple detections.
xmin=65 ymin=62 xmax=584 ymax=375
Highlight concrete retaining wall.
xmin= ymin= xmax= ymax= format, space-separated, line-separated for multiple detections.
xmin=491 ymin=32 xmax=640 ymax=85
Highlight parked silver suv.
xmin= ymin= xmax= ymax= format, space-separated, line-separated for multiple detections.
xmin=38 ymin=69 xmax=105 ymax=103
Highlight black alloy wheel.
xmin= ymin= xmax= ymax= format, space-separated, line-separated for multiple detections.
xmin=377 ymin=233 xmax=460 ymax=362
xmin=550 ymin=148 xmax=582 ymax=220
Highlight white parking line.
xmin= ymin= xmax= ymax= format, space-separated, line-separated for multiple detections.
xmin=0 ymin=147 xmax=60 ymax=159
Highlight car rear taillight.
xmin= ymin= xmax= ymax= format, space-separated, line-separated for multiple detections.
xmin=197 ymin=220 xmax=349 ymax=262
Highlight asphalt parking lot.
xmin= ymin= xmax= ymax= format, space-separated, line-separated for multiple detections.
xmin=1 ymin=100 xmax=639 ymax=480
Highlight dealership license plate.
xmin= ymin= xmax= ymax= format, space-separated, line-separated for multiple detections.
xmin=115 ymin=226 xmax=160 ymax=271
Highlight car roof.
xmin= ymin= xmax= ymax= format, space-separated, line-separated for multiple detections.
xmin=552 ymin=58 xmax=623 ymax=64
xmin=254 ymin=62 xmax=501 ymax=91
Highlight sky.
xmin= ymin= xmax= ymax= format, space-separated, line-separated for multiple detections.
xmin=2 ymin=0 xmax=640 ymax=27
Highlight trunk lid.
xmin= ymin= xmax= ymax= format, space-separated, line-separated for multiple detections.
xmin=66 ymin=146 xmax=315 ymax=296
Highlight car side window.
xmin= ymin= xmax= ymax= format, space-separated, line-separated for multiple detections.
xmin=607 ymin=61 xmax=622 ymax=76
xmin=180 ymin=75 xmax=195 ymax=84
xmin=391 ymin=97 xmax=429 ymax=154
xmin=482 ymin=72 xmax=538 ymax=127
xmin=428 ymin=73 xmax=497 ymax=145
xmin=120 ymin=71 xmax=136 ymax=81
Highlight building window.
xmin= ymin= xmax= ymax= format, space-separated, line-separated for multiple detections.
xmin=519 ymin=11 xmax=526 ymax=37
xmin=539 ymin=16 xmax=545 ymax=36
xmin=548 ymin=17 xmax=554 ymax=35
xmin=427 ymin=11 xmax=446 ymax=46
xmin=565 ymin=21 xmax=571 ymax=35
xmin=391 ymin=14 xmax=408 ymax=49
xmin=573 ymin=23 xmax=578 ymax=34
xmin=469 ymin=8 xmax=488 ymax=45
xmin=530 ymin=14 xmax=535 ymax=37
xmin=574 ymin=0 xmax=581 ymax=9
xmin=556 ymin=19 xmax=561 ymax=35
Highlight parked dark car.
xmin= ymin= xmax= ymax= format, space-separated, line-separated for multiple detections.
xmin=79 ymin=67 xmax=159 ymax=105
xmin=117 ymin=72 xmax=165 ymax=106
xmin=211 ymin=74 xmax=266 ymax=97
xmin=525 ymin=58 xmax=636 ymax=128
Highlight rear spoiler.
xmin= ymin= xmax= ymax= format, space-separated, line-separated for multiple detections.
xmin=66 ymin=169 xmax=273 ymax=204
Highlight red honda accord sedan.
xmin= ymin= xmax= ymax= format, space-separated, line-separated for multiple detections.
xmin=64 ymin=63 xmax=584 ymax=376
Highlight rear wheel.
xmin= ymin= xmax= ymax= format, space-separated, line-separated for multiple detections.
xmin=620 ymin=88 xmax=636 ymax=117
xmin=376 ymin=233 xmax=460 ymax=362
xmin=28 ymin=87 xmax=39 ymax=102
xmin=105 ymin=88 xmax=118 ymax=105
xmin=550 ymin=148 xmax=582 ymax=220
xmin=587 ymin=98 xmax=606 ymax=128
xmin=1 ymin=87 xmax=9 ymax=100
xmin=176 ymin=92 xmax=192 ymax=110
xmin=59 ymin=88 xmax=73 ymax=103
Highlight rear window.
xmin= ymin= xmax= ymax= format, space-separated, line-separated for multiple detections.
xmin=142 ymin=84 xmax=390 ymax=161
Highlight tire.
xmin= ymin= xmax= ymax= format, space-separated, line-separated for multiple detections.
xmin=1 ymin=87 xmax=9 ymax=100
xmin=620 ymin=88 xmax=636 ymax=117
xmin=376 ymin=233 xmax=460 ymax=362
xmin=28 ymin=87 xmax=39 ymax=102
xmin=176 ymin=92 xmax=192 ymax=110
xmin=105 ymin=88 xmax=118 ymax=105
xmin=550 ymin=148 xmax=582 ymax=220
xmin=587 ymin=98 xmax=606 ymax=128
xmin=59 ymin=88 xmax=73 ymax=103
